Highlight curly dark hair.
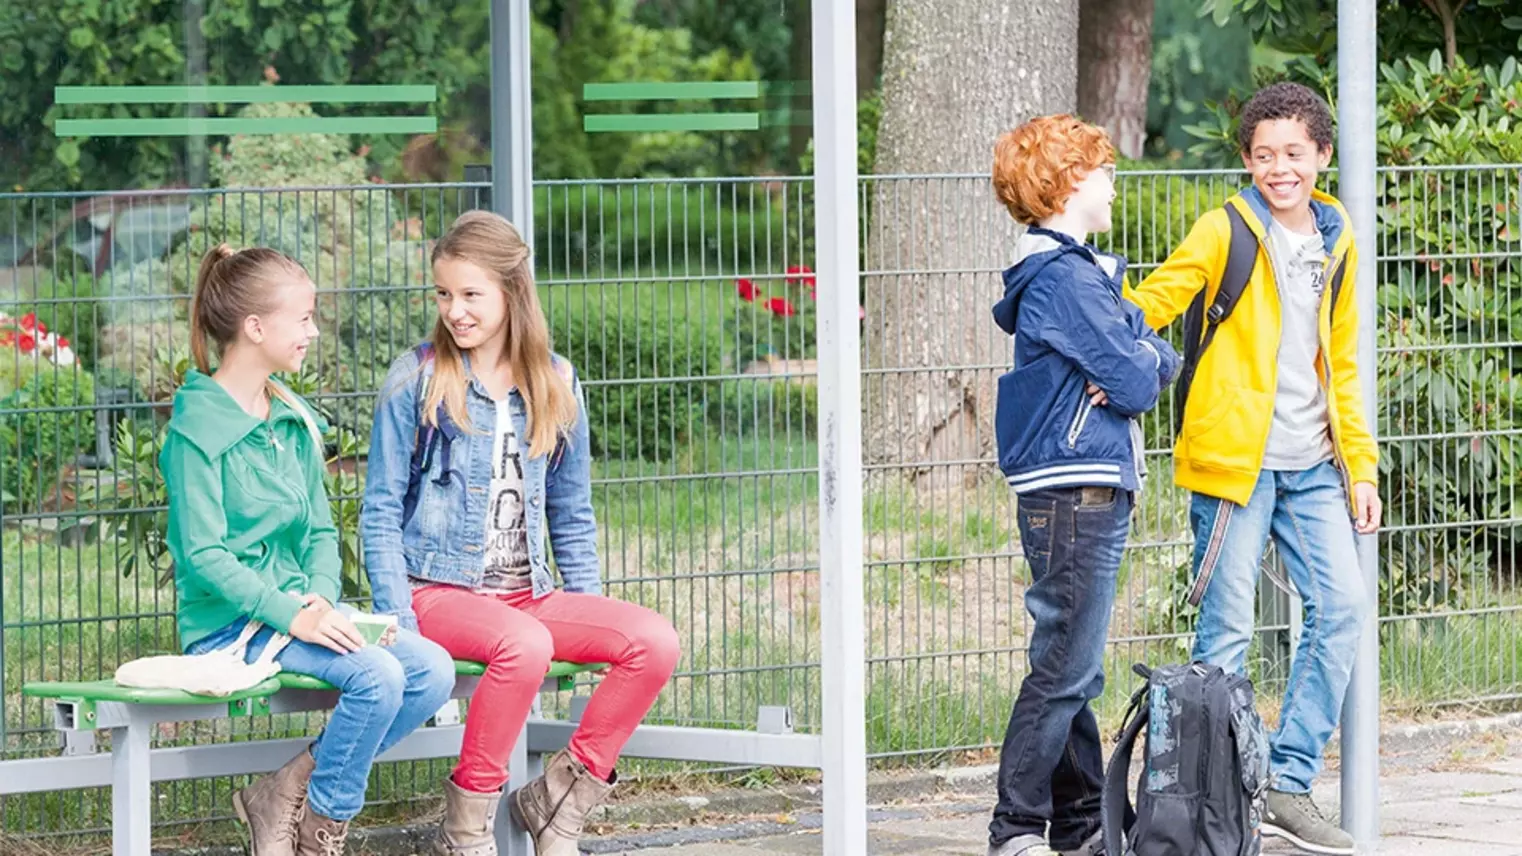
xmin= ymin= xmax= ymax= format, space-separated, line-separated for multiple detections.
xmin=1237 ymin=82 xmax=1335 ymax=154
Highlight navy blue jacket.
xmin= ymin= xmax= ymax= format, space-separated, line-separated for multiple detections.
xmin=993 ymin=227 xmax=1181 ymax=494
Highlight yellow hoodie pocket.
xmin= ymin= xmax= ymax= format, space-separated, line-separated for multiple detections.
xmin=1181 ymin=385 xmax=1274 ymax=473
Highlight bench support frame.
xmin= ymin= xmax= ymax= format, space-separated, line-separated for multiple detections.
xmin=7 ymin=675 xmax=820 ymax=856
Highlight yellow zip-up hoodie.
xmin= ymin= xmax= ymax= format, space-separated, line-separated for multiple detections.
xmin=1125 ymin=187 xmax=1378 ymax=510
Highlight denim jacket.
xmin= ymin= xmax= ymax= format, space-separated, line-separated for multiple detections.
xmin=360 ymin=345 xmax=601 ymax=632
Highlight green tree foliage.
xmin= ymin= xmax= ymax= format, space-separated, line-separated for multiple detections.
xmin=1197 ymin=0 xmax=1522 ymax=67
xmin=1 ymin=0 xmax=788 ymax=190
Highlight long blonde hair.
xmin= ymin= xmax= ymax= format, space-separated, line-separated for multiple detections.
xmin=425 ymin=211 xmax=576 ymax=458
xmin=190 ymin=244 xmax=323 ymax=449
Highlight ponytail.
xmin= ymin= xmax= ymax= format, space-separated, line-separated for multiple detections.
xmin=189 ymin=243 xmax=237 ymax=374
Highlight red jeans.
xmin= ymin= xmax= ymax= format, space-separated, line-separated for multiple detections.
xmin=412 ymin=584 xmax=680 ymax=791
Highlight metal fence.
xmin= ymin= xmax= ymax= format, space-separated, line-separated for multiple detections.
xmin=1 ymin=164 xmax=1520 ymax=840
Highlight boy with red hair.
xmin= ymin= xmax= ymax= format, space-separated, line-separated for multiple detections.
xmin=985 ymin=115 xmax=1180 ymax=856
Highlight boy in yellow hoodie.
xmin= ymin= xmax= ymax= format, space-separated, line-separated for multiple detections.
xmin=1126 ymin=82 xmax=1381 ymax=856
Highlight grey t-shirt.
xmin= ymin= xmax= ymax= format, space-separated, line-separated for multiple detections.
xmin=1261 ymin=220 xmax=1335 ymax=471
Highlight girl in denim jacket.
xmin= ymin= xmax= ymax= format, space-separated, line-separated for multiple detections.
xmin=360 ymin=211 xmax=680 ymax=856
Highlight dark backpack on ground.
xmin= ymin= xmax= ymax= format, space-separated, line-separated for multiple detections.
xmin=1102 ymin=662 xmax=1270 ymax=856
xmin=1173 ymin=204 xmax=1349 ymax=432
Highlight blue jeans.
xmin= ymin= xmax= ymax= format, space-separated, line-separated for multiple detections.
xmin=989 ymin=486 xmax=1131 ymax=850
xmin=187 ymin=606 xmax=456 ymax=820
xmin=1188 ymin=461 xmax=1369 ymax=794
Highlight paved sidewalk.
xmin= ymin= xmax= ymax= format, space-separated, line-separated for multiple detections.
xmin=584 ymin=733 xmax=1522 ymax=855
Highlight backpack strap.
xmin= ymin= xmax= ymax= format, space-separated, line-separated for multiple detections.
xmin=1102 ymin=669 xmax=1152 ymax=856
xmin=401 ymin=342 xmax=453 ymax=528
xmin=1175 ymin=203 xmax=1259 ymax=433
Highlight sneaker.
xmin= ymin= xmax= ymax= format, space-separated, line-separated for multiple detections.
xmin=1262 ymin=789 xmax=1354 ymax=855
xmin=1057 ymin=828 xmax=1104 ymax=856
xmin=988 ymin=834 xmax=1056 ymax=856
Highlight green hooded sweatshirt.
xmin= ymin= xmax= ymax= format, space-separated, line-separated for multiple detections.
xmin=160 ymin=370 xmax=342 ymax=648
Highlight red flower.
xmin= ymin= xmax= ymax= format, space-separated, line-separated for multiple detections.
xmin=58 ymin=336 xmax=70 ymax=348
xmin=785 ymin=265 xmax=816 ymax=286
xmin=0 ymin=330 xmax=13 ymax=347
xmin=767 ymin=297 xmax=797 ymax=317
xmin=807 ymin=288 xmax=816 ymax=301
xmin=736 ymin=278 xmax=760 ymax=302
xmin=18 ymin=333 xmax=35 ymax=353
xmin=18 ymin=312 xmax=36 ymax=332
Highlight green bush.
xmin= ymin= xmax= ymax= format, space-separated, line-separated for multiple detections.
xmin=533 ymin=183 xmax=795 ymax=276
xmin=31 ymin=273 xmax=102 ymax=370
xmin=549 ymin=299 xmax=722 ymax=463
xmin=723 ymin=271 xmax=818 ymax=363
xmin=708 ymin=377 xmax=817 ymax=437
xmin=0 ymin=359 xmax=96 ymax=513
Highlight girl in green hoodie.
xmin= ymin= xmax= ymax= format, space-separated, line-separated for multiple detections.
xmin=162 ymin=245 xmax=455 ymax=856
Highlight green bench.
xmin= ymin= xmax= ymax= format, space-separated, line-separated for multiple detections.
xmin=21 ymin=659 xmax=604 ymax=856
xmin=22 ymin=660 xmax=598 ymax=723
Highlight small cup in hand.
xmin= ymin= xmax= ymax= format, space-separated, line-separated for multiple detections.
xmin=349 ymin=612 xmax=399 ymax=647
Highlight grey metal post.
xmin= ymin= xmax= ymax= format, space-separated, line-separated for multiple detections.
xmin=1337 ymin=0 xmax=1380 ymax=848
xmin=498 ymin=716 xmax=532 ymax=856
xmin=812 ymin=0 xmax=868 ymax=852
xmin=489 ymin=0 xmax=534 ymax=240
xmin=112 ymin=723 xmax=153 ymax=856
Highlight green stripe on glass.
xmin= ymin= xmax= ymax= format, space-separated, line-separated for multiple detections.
xmin=54 ymin=85 xmax=437 ymax=105
xmin=55 ymin=116 xmax=438 ymax=138
xmin=582 ymin=82 xmax=760 ymax=102
xmin=583 ymin=113 xmax=760 ymax=133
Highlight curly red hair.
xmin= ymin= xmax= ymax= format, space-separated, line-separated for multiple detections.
xmin=992 ymin=115 xmax=1115 ymax=225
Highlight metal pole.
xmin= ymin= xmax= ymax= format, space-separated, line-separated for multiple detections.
xmin=812 ymin=0 xmax=867 ymax=852
xmin=1337 ymin=0 xmax=1380 ymax=849
xmin=184 ymin=0 xmax=207 ymax=189
xmin=489 ymin=0 xmax=534 ymax=241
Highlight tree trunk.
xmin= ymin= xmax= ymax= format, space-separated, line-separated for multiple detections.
xmin=788 ymin=0 xmax=812 ymax=166
xmin=857 ymin=0 xmax=888 ymax=96
xmin=1077 ymin=0 xmax=1153 ymax=159
xmin=866 ymin=0 xmax=1079 ymax=486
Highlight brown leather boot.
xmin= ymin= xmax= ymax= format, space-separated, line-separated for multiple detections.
xmin=508 ymin=750 xmax=615 ymax=856
xmin=294 ymin=803 xmax=350 ymax=856
xmin=231 ymin=747 xmax=315 ymax=856
xmin=432 ymin=776 xmax=503 ymax=856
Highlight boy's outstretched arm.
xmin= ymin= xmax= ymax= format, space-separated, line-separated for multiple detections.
xmin=1123 ymin=299 xmax=1182 ymax=386
xmin=1024 ymin=266 xmax=1170 ymax=417
xmin=1124 ymin=210 xmax=1227 ymax=331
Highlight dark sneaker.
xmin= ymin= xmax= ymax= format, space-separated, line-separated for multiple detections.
xmin=1262 ymin=789 xmax=1354 ymax=855
xmin=988 ymin=834 xmax=1055 ymax=856
xmin=1057 ymin=829 xmax=1104 ymax=856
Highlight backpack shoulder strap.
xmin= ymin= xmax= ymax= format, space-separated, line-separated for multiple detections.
xmin=1102 ymin=670 xmax=1153 ymax=856
xmin=1212 ymin=204 xmax=1259 ymax=327
xmin=402 ymin=343 xmax=440 ymax=528
xmin=1174 ymin=204 xmax=1259 ymax=433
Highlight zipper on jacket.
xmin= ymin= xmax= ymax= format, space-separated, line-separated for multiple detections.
xmin=1066 ymin=395 xmax=1094 ymax=449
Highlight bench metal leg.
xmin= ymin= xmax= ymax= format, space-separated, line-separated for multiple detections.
xmin=497 ymin=712 xmax=534 ymax=856
xmin=111 ymin=723 xmax=152 ymax=856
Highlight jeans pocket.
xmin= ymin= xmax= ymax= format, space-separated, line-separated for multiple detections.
xmin=1017 ymin=499 xmax=1057 ymax=560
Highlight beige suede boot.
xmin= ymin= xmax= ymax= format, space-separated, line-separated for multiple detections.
xmin=231 ymin=747 xmax=315 ymax=856
xmin=433 ymin=776 xmax=503 ymax=856
xmin=508 ymin=750 xmax=615 ymax=856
